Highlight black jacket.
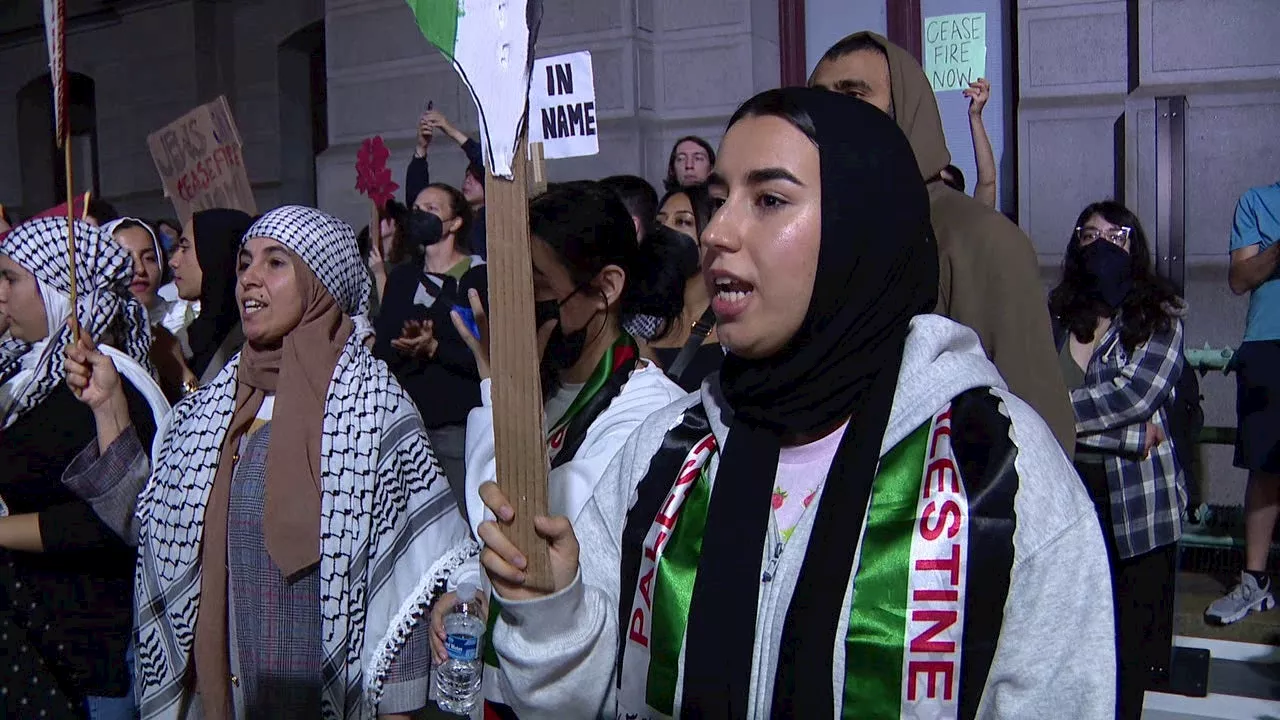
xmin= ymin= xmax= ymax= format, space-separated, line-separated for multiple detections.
xmin=375 ymin=262 xmax=488 ymax=428
xmin=0 ymin=382 xmax=157 ymax=699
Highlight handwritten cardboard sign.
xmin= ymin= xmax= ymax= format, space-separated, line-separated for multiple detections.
xmin=924 ymin=13 xmax=986 ymax=92
xmin=529 ymin=51 xmax=599 ymax=159
xmin=147 ymin=96 xmax=257 ymax=221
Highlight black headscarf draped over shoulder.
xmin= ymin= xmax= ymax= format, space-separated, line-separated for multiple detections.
xmin=680 ymin=87 xmax=938 ymax=717
xmin=185 ymin=208 xmax=253 ymax=378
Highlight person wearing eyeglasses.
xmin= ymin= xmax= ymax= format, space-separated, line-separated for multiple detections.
xmin=1048 ymin=200 xmax=1186 ymax=720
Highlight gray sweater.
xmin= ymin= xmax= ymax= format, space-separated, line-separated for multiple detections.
xmin=489 ymin=314 xmax=1116 ymax=719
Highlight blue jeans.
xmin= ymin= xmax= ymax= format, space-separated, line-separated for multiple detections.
xmin=85 ymin=644 xmax=137 ymax=720
xmin=85 ymin=692 xmax=136 ymax=720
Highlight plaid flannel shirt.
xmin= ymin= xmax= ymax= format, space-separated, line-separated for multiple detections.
xmin=1072 ymin=315 xmax=1187 ymax=559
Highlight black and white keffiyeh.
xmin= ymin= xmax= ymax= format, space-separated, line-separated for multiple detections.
xmin=0 ymin=333 xmax=29 ymax=370
xmin=0 ymin=217 xmax=160 ymax=428
xmin=244 ymin=204 xmax=377 ymax=343
xmin=245 ymin=205 xmax=371 ymax=316
xmin=133 ymin=206 xmax=471 ymax=719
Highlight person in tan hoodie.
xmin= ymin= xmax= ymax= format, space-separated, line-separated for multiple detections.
xmin=811 ymin=31 xmax=1075 ymax=457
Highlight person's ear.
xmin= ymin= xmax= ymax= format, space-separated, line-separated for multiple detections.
xmin=593 ymin=264 xmax=626 ymax=310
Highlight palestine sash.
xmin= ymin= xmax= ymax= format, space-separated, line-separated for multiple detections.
xmin=616 ymin=388 xmax=1019 ymax=719
xmin=481 ymin=333 xmax=641 ymax=719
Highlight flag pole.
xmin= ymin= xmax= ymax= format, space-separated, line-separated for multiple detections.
xmin=63 ymin=137 xmax=79 ymax=342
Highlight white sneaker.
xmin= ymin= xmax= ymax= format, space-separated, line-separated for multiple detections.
xmin=1205 ymin=571 xmax=1276 ymax=625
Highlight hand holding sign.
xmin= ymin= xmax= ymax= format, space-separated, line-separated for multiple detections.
xmin=963 ymin=78 xmax=990 ymax=116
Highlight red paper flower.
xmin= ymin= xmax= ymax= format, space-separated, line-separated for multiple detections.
xmin=355 ymin=136 xmax=399 ymax=208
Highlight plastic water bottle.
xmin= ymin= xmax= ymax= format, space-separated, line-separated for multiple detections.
xmin=435 ymin=582 xmax=485 ymax=715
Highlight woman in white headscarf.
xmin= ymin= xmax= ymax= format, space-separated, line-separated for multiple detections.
xmin=101 ymin=216 xmax=196 ymax=400
xmin=0 ymin=217 xmax=169 ymax=719
xmin=64 ymin=205 xmax=470 ymax=719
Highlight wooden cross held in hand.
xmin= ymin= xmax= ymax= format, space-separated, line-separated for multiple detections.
xmin=408 ymin=0 xmax=555 ymax=591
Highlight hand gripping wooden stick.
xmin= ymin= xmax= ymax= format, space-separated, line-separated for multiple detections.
xmin=486 ymin=135 xmax=555 ymax=592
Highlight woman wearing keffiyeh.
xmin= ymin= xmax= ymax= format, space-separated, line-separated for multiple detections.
xmin=0 ymin=217 xmax=169 ymax=719
xmin=63 ymin=205 xmax=471 ymax=719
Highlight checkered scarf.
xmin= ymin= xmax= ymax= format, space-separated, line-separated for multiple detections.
xmin=134 ymin=206 xmax=468 ymax=719
xmin=0 ymin=333 xmax=29 ymax=369
xmin=0 ymin=217 xmax=153 ymax=427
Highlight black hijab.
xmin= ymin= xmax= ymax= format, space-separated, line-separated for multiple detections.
xmin=680 ymin=88 xmax=938 ymax=716
xmin=184 ymin=208 xmax=253 ymax=378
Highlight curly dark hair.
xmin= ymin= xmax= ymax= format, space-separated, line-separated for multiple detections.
xmin=1048 ymin=200 xmax=1180 ymax=353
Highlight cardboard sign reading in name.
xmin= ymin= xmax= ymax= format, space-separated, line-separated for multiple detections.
xmin=924 ymin=13 xmax=986 ymax=92
xmin=147 ymin=96 xmax=257 ymax=220
xmin=529 ymin=51 xmax=598 ymax=159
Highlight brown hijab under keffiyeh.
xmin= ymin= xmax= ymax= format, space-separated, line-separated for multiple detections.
xmin=193 ymin=249 xmax=353 ymax=718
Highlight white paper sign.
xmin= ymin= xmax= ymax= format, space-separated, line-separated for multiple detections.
xmin=529 ymin=51 xmax=599 ymax=159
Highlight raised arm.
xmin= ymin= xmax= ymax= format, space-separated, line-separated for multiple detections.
xmin=59 ymin=336 xmax=158 ymax=546
xmin=405 ymin=112 xmax=433 ymax=206
xmin=426 ymin=109 xmax=471 ymax=149
xmin=963 ymin=79 xmax=997 ymax=208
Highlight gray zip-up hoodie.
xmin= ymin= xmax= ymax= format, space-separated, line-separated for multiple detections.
xmin=489 ymin=315 xmax=1115 ymax=719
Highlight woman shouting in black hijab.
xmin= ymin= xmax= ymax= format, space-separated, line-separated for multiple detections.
xmin=469 ymin=88 xmax=1115 ymax=719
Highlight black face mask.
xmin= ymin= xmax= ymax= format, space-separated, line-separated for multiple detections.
xmin=1081 ymin=240 xmax=1133 ymax=309
xmin=406 ymin=209 xmax=444 ymax=250
xmin=534 ymin=289 xmax=591 ymax=378
xmin=672 ymin=229 xmax=700 ymax=278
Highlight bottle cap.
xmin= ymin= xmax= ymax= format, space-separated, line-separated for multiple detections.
xmin=457 ymin=582 xmax=478 ymax=601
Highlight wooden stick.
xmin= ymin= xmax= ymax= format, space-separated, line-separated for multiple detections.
xmin=370 ymin=199 xmax=382 ymax=258
xmin=64 ymin=141 xmax=79 ymax=342
xmin=528 ymin=142 xmax=548 ymax=197
xmin=487 ymin=135 xmax=554 ymax=593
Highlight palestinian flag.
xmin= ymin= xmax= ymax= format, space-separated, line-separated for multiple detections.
xmin=404 ymin=0 xmax=543 ymax=178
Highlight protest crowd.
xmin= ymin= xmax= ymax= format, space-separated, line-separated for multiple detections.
xmin=3 ymin=11 xmax=1280 ymax=720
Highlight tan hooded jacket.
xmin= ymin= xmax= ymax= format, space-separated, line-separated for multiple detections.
xmin=818 ymin=32 xmax=1075 ymax=457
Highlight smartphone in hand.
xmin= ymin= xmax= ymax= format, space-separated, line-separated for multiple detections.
xmin=452 ymin=304 xmax=480 ymax=340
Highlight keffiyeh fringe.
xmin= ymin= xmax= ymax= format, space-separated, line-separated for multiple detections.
xmin=366 ymin=538 xmax=479 ymax=707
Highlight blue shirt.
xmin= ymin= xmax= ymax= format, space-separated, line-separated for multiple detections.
xmin=1229 ymin=182 xmax=1280 ymax=342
